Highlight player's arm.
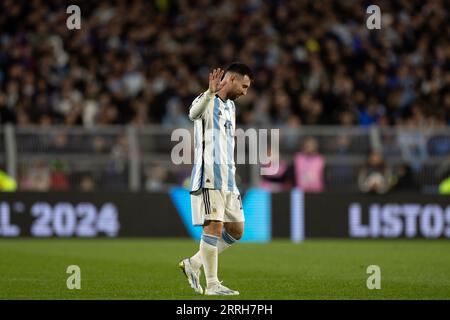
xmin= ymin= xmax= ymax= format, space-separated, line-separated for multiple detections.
xmin=188 ymin=90 xmax=214 ymax=120
xmin=189 ymin=68 xmax=227 ymax=120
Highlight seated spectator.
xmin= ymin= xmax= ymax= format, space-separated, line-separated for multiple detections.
xmin=358 ymin=151 xmax=393 ymax=194
xmin=293 ymin=137 xmax=325 ymax=192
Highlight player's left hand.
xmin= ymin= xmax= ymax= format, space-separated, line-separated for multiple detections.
xmin=209 ymin=68 xmax=227 ymax=93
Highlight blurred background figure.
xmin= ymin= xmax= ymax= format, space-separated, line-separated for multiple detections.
xmin=437 ymin=155 xmax=450 ymax=195
xmin=439 ymin=173 xmax=450 ymax=195
xmin=19 ymin=160 xmax=51 ymax=191
xmin=49 ymin=160 xmax=70 ymax=191
xmin=396 ymin=117 xmax=428 ymax=172
xmin=0 ymin=0 xmax=448 ymax=193
xmin=391 ymin=163 xmax=418 ymax=194
xmin=293 ymin=137 xmax=325 ymax=192
xmin=144 ymin=163 xmax=168 ymax=192
xmin=103 ymin=135 xmax=129 ymax=190
xmin=0 ymin=169 xmax=17 ymax=192
xmin=79 ymin=174 xmax=96 ymax=192
xmin=162 ymin=97 xmax=190 ymax=128
xmin=259 ymin=145 xmax=291 ymax=192
xmin=358 ymin=151 xmax=393 ymax=195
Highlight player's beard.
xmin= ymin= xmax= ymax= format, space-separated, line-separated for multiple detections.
xmin=228 ymin=91 xmax=240 ymax=101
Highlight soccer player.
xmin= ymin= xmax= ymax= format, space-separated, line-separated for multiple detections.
xmin=179 ymin=63 xmax=252 ymax=295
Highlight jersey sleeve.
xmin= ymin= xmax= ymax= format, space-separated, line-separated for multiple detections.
xmin=232 ymin=101 xmax=236 ymax=134
xmin=188 ymin=89 xmax=214 ymax=121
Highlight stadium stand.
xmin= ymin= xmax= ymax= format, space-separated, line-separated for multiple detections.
xmin=0 ymin=0 xmax=449 ymax=192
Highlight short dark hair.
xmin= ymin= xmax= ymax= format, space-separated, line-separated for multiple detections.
xmin=225 ymin=62 xmax=253 ymax=80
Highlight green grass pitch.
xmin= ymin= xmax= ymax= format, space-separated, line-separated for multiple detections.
xmin=0 ymin=239 xmax=449 ymax=299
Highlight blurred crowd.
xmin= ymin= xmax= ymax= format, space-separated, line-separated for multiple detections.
xmin=259 ymin=136 xmax=425 ymax=194
xmin=0 ymin=0 xmax=449 ymax=129
xmin=0 ymin=0 xmax=449 ymax=193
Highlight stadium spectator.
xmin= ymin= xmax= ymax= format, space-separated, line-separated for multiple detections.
xmin=103 ymin=135 xmax=129 ymax=190
xmin=162 ymin=97 xmax=190 ymax=128
xmin=79 ymin=174 xmax=96 ymax=192
xmin=19 ymin=160 xmax=51 ymax=191
xmin=281 ymin=115 xmax=301 ymax=152
xmin=358 ymin=151 xmax=394 ymax=195
xmin=144 ymin=163 xmax=168 ymax=191
xmin=293 ymin=137 xmax=325 ymax=192
xmin=0 ymin=1 xmax=448 ymax=128
xmin=0 ymin=92 xmax=15 ymax=124
xmin=396 ymin=117 xmax=428 ymax=171
xmin=0 ymin=0 xmax=449 ymax=193
xmin=325 ymin=134 xmax=357 ymax=189
xmin=259 ymin=145 xmax=291 ymax=192
xmin=0 ymin=169 xmax=17 ymax=192
xmin=391 ymin=163 xmax=419 ymax=194
xmin=49 ymin=160 xmax=70 ymax=191
xmin=439 ymin=171 xmax=450 ymax=195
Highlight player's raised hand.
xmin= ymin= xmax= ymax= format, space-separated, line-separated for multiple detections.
xmin=209 ymin=68 xmax=227 ymax=93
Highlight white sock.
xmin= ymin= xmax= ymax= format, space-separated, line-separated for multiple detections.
xmin=190 ymin=229 xmax=237 ymax=270
xmin=200 ymin=234 xmax=219 ymax=288
xmin=189 ymin=251 xmax=203 ymax=270
xmin=217 ymin=228 xmax=237 ymax=253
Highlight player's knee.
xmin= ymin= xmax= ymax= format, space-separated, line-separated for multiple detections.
xmin=233 ymin=230 xmax=244 ymax=240
xmin=203 ymin=220 xmax=223 ymax=237
xmin=226 ymin=227 xmax=244 ymax=240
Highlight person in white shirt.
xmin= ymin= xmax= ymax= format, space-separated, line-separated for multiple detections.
xmin=179 ymin=63 xmax=252 ymax=296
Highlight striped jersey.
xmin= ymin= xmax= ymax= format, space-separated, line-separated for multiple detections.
xmin=189 ymin=91 xmax=239 ymax=193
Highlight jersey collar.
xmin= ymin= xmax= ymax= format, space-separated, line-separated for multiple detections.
xmin=215 ymin=94 xmax=227 ymax=104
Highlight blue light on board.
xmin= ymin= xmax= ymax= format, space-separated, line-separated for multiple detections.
xmin=169 ymin=188 xmax=271 ymax=242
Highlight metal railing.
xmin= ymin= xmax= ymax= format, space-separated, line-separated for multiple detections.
xmin=2 ymin=124 xmax=450 ymax=192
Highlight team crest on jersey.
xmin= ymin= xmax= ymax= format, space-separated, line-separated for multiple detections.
xmin=224 ymin=120 xmax=232 ymax=130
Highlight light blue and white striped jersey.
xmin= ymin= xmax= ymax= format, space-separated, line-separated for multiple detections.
xmin=189 ymin=91 xmax=239 ymax=193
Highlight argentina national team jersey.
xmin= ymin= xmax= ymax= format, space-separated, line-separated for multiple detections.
xmin=189 ymin=93 xmax=239 ymax=193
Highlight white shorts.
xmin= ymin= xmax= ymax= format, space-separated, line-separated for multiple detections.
xmin=191 ymin=188 xmax=245 ymax=226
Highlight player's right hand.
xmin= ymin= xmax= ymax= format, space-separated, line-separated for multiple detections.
xmin=209 ymin=68 xmax=227 ymax=93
